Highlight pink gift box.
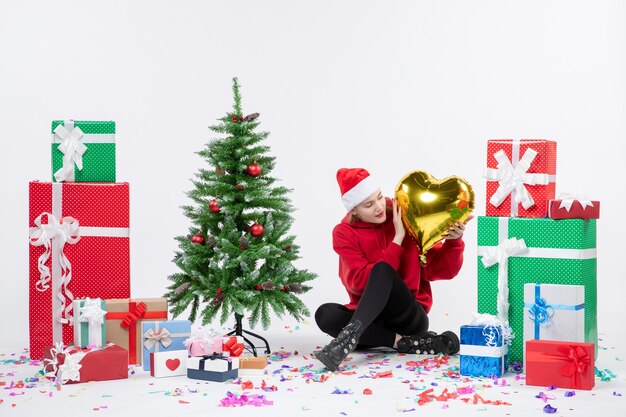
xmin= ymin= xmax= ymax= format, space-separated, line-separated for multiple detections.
xmin=187 ymin=336 xmax=223 ymax=357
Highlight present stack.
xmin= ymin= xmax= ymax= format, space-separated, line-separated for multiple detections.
xmin=29 ymin=120 xmax=130 ymax=361
xmin=30 ymin=119 xmax=268 ymax=384
xmin=471 ymin=139 xmax=598 ymax=389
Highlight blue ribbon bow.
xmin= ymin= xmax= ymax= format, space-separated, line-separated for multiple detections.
xmin=527 ymin=296 xmax=554 ymax=327
xmin=524 ymin=284 xmax=585 ymax=340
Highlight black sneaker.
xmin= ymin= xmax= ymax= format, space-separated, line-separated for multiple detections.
xmin=314 ymin=320 xmax=364 ymax=372
xmin=396 ymin=330 xmax=460 ymax=355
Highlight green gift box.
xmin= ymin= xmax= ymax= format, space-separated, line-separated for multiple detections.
xmin=51 ymin=120 xmax=116 ymax=182
xmin=476 ymin=216 xmax=597 ymax=363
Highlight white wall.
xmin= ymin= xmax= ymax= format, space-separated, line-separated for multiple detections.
xmin=1 ymin=0 xmax=624 ymax=352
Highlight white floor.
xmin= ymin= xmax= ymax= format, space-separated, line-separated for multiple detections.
xmin=1 ymin=320 xmax=624 ymax=417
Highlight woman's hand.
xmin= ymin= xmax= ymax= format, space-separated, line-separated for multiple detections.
xmin=444 ymin=215 xmax=474 ymax=240
xmin=392 ymin=198 xmax=405 ymax=245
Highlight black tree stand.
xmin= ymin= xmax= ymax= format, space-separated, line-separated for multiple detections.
xmin=225 ymin=313 xmax=271 ymax=357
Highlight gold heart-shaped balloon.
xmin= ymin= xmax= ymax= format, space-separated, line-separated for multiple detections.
xmin=395 ymin=170 xmax=474 ymax=264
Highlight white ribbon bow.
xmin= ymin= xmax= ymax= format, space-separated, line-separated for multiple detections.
xmin=29 ymin=212 xmax=80 ymax=324
xmin=143 ymin=328 xmax=173 ymax=350
xmin=77 ymin=298 xmax=107 ymax=326
xmin=77 ymin=298 xmax=107 ymax=345
xmin=557 ymin=193 xmax=595 ymax=212
xmin=480 ymin=237 xmax=528 ymax=324
xmin=53 ymin=121 xmax=87 ymax=182
xmin=484 ymin=148 xmax=550 ymax=211
xmin=43 ymin=343 xmax=86 ymax=384
xmin=470 ymin=312 xmax=513 ymax=347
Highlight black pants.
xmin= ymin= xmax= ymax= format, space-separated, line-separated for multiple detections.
xmin=315 ymin=262 xmax=429 ymax=349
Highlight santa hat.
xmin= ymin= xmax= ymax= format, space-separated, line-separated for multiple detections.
xmin=336 ymin=168 xmax=380 ymax=211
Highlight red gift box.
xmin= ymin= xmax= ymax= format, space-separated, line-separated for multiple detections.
xmin=548 ymin=198 xmax=600 ymax=220
xmin=43 ymin=343 xmax=128 ymax=384
xmin=222 ymin=336 xmax=245 ymax=357
xmin=525 ymin=340 xmax=595 ymax=390
xmin=484 ymin=139 xmax=557 ymax=218
xmin=28 ymin=181 xmax=130 ymax=360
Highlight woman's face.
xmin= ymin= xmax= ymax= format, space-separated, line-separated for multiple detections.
xmin=351 ymin=190 xmax=386 ymax=224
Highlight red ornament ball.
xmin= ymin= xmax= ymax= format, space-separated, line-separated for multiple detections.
xmin=234 ymin=184 xmax=244 ymax=191
xmin=239 ymin=115 xmax=244 ymax=121
xmin=191 ymin=234 xmax=205 ymax=245
xmin=247 ymin=163 xmax=262 ymax=177
xmin=281 ymin=285 xmax=289 ymax=292
xmin=250 ymin=223 xmax=264 ymax=237
xmin=255 ymin=284 xmax=263 ymax=291
xmin=232 ymin=116 xmax=238 ymax=122
xmin=209 ymin=199 xmax=220 ymax=213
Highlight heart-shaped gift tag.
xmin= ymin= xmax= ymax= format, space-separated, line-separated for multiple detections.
xmin=395 ymin=170 xmax=474 ymax=264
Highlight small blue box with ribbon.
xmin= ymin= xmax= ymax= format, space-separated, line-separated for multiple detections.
xmin=187 ymin=354 xmax=239 ymax=382
xmin=460 ymin=324 xmax=509 ymax=377
xmin=141 ymin=320 xmax=191 ymax=371
xmin=523 ymin=283 xmax=585 ymax=358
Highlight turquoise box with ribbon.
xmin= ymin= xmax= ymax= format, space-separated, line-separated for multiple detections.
xmin=73 ymin=298 xmax=107 ymax=348
xmin=477 ymin=216 xmax=596 ymax=363
xmin=523 ymin=283 xmax=585 ymax=357
xmin=141 ymin=320 xmax=191 ymax=371
xmin=460 ymin=324 xmax=508 ymax=377
xmin=51 ymin=120 xmax=116 ymax=183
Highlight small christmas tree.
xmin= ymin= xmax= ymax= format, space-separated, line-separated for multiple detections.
xmin=165 ymin=78 xmax=316 ymax=331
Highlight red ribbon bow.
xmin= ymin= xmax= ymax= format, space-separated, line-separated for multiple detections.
xmin=120 ymin=302 xmax=147 ymax=329
xmin=223 ymin=336 xmax=244 ymax=357
xmin=557 ymin=345 xmax=590 ymax=385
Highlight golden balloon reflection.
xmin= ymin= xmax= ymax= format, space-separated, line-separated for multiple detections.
xmin=395 ymin=170 xmax=474 ymax=265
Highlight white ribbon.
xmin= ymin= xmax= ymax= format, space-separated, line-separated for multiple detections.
xmin=479 ymin=237 xmax=528 ymax=324
xmin=43 ymin=343 xmax=86 ymax=384
xmin=460 ymin=344 xmax=508 ymax=358
xmin=470 ymin=312 xmax=513 ymax=347
xmin=29 ymin=212 xmax=80 ymax=325
xmin=53 ymin=120 xmax=87 ymax=182
xmin=484 ymin=145 xmax=551 ymax=216
xmin=556 ymin=193 xmax=595 ymax=212
xmin=76 ymin=298 xmax=107 ymax=346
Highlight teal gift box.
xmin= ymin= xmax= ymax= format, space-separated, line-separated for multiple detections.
xmin=460 ymin=324 xmax=508 ymax=377
xmin=141 ymin=320 xmax=191 ymax=371
xmin=476 ymin=216 xmax=597 ymax=363
xmin=51 ymin=120 xmax=116 ymax=182
xmin=73 ymin=298 xmax=107 ymax=348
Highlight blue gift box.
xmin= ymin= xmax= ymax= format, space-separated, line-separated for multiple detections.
xmin=459 ymin=324 xmax=509 ymax=377
xmin=141 ymin=320 xmax=191 ymax=371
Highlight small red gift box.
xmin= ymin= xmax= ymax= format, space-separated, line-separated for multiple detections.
xmin=222 ymin=336 xmax=244 ymax=357
xmin=28 ymin=182 xmax=131 ymax=360
xmin=548 ymin=198 xmax=600 ymax=220
xmin=525 ymin=340 xmax=595 ymax=390
xmin=484 ymin=139 xmax=557 ymax=218
xmin=43 ymin=343 xmax=128 ymax=384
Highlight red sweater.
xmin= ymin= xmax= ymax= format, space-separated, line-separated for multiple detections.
xmin=332 ymin=198 xmax=465 ymax=313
